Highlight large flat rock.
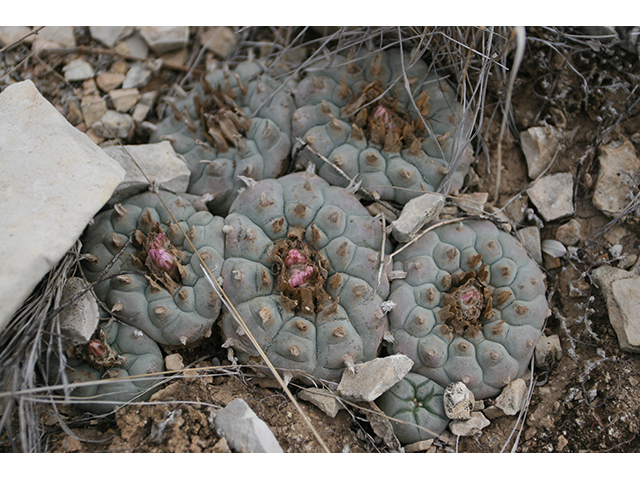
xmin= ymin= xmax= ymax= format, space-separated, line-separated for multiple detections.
xmin=0 ymin=80 xmax=125 ymax=333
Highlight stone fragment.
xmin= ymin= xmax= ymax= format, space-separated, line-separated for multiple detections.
xmin=534 ymin=333 xmax=562 ymax=369
xmin=92 ymin=110 xmax=134 ymax=139
xmin=495 ymin=378 xmax=528 ymax=415
xmin=593 ymin=137 xmax=640 ymax=217
xmin=298 ymin=387 xmax=343 ymax=418
xmin=555 ymin=218 xmax=582 ymax=246
xmin=0 ymin=80 xmax=125 ymax=332
xmin=482 ymin=405 xmax=505 ymax=420
xmin=520 ymin=125 xmax=563 ymax=179
xmin=337 ymin=354 xmax=413 ymax=402
xmin=443 ymin=381 xmax=475 ymax=420
xmin=66 ymin=99 xmax=83 ymax=126
xmin=32 ymin=26 xmax=76 ymax=50
xmin=96 ymin=72 xmax=125 ymax=92
xmin=390 ymin=193 xmax=444 ymax=242
xmin=452 ymin=192 xmax=489 ymax=214
xmin=132 ymin=91 xmax=158 ymax=123
xmin=139 ymin=26 xmax=189 ymax=55
xmin=503 ymin=194 xmax=528 ymax=225
xmin=527 ymin=173 xmax=574 ymax=222
xmin=161 ymin=49 xmax=187 ymax=69
xmin=610 ymin=276 xmax=640 ymax=352
xmin=449 ymin=412 xmax=490 ymax=436
xmin=115 ymin=33 xmax=149 ymax=60
xmin=102 ymin=141 xmax=190 ymax=203
xmin=58 ymin=277 xmax=99 ymax=347
xmin=403 ymin=438 xmax=434 ymax=453
xmin=122 ymin=63 xmax=152 ymax=89
xmin=517 ymin=226 xmax=542 ymax=264
xmin=89 ymin=26 xmax=134 ymax=48
xmin=164 ymin=353 xmax=185 ymax=371
xmin=109 ymin=88 xmax=141 ymax=112
xmin=63 ymin=58 xmax=95 ymax=82
xmin=541 ymin=239 xmax=566 ymax=259
xmin=591 ymin=265 xmax=638 ymax=353
xmin=0 ymin=26 xmax=32 ymax=47
xmin=213 ymin=399 xmax=283 ymax=453
xmin=80 ymin=94 xmax=108 ymax=127
xmin=200 ymin=27 xmax=236 ymax=58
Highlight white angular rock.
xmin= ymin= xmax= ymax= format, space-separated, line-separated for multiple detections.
xmin=390 ymin=193 xmax=444 ymax=243
xmin=0 ymin=80 xmax=125 ymax=333
xmin=200 ymin=27 xmax=236 ymax=58
xmin=593 ymin=137 xmax=640 ymax=217
xmin=58 ymin=277 xmax=99 ymax=347
xmin=517 ymin=226 xmax=542 ymax=264
xmin=527 ymin=172 xmax=575 ymax=222
xmin=89 ymin=26 xmax=134 ymax=48
xmin=115 ymin=33 xmax=149 ymax=60
xmin=132 ymin=91 xmax=157 ymax=123
xmin=213 ymin=398 xmax=283 ymax=453
xmin=122 ymin=63 xmax=152 ymax=90
xmin=139 ymin=26 xmax=189 ymax=55
xmin=337 ymin=354 xmax=413 ymax=402
xmin=103 ymin=141 xmax=191 ymax=204
xmin=92 ymin=110 xmax=134 ymax=139
xmin=520 ymin=125 xmax=563 ymax=179
xmin=32 ymin=26 xmax=76 ymax=50
xmin=535 ymin=333 xmax=562 ymax=369
xmin=452 ymin=192 xmax=489 ymax=214
xmin=611 ymin=276 xmax=640 ymax=352
xmin=109 ymin=88 xmax=141 ymax=112
xmin=592 ymin=265 xmax=639 ymax=353
xmin=62 ymin=58 xmax=95 ymax=82
xmin=298 ymin=387 xmax=343 ymax=418
xmin=495 ymin=378 xmax=528 ymax=415
xmin=449 ymin=412 xmax=490 ymax=436
xmin=443 ymin=381 xmax=475 ymax=420
xmin=0 ymin=26 xmax=32 ymax=47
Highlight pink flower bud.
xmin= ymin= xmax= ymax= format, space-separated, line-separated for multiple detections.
xmin=87 ymin=339 xmax=108 ymax=358
xmin=148 ymin=247 xmax=175 ymax=272
xmin=374 ymin=105 xmax=392 ymax=130
xmin=289 ymin=265 xmax=314 ymax=288
xmin=460 ymin=287 xmax=480 ymax=306
xmin=149 ymin=232 xmax=169 ymax=251
xmin=285 ymin=249 xmax=307 ymax=268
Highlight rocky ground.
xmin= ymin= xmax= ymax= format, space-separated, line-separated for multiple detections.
xmin=2 ymin=26 xmax=640 ymax=453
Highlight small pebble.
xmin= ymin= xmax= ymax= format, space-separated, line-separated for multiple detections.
xmin=63 ymin=58 xmax=95 ymax=82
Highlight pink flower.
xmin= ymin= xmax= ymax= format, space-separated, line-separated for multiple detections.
xmin=289 ymin=265 xmax=314 ymax=288
xmin=149 ymin=232 xmax=169 ymax=251
xmin=148 ymin=247 xmax=175 ymax=272
xmin=373 ymin=105 xmax=393 ymax=131
xmin=87 ymin=339 xmax=108 ymax=358
xmin=285 ymin=249 xmax=306 ymax=268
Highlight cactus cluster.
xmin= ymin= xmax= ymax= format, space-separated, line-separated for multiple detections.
xmin=59 ymin=47 xmax=550 ymax=440
xmin=220 ymin=170 xmax=391 ymax=381
xmin=387 ymin=220 xmax=549 ymax=400
xmin=291 ymin=49 xmax=474 ymax=204
xmin=150 ymin=58 xmax=297 ymax=215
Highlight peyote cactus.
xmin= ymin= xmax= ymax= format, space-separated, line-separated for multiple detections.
xmin=376 ymin=372 xmax=449 ymax=444
xmin=387 ymin=220 xmax=549 ymax=399
xmin=150 ymin=58 xmax=297 ymax=215
xmin=220 ymin=169 xmax=391 ymax=381
xmin=80 ymin=191 xmax=225 ymax=346
xmin=55 ymin=320 xmax=164 ymax=415
xmin=291 ymin=48 xmax=474 ymax=205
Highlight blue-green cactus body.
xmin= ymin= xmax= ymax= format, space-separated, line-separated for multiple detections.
xmin=149 ymin=60 xmax=297 ymax=215
xmin=220 ymin=171 xmax=391 ymax=381
xmin=291 ymin=49 xmax=474 ymax=205
xmin=388 ymin=220 xmax=549 ymax=399
xmin=81 ymin=191 xmax=225 ymax=346
xmin=376 ymin=372 xmax=449 ymax=444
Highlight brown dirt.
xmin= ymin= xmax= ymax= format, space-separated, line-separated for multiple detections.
xmin=3 ymin=26 xmax=640 ymax=453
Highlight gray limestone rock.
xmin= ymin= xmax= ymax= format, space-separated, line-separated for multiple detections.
xmin=591 ymin=265 xmax=639 ymax=353
xmin=534 ymin=333 xmax=562 ymax=369
xmin=298 ymin=387 xmax=343 ymax=418
xmin=391 ymin=193 xmax=445 ymax=243
xmin=92 ymin=110 xmax=134 ymax=139
xmin=449 ymin=412 xmax=490 ymax=436
xmin=213 ymin=399 xmax=283 ymax=453
xmin=337 ymin=354 xmax=414 ymax=402
xmin=102 ymin=141 xmax=190 ymax=204
xmin=611 ymin=276 xmax=640 ymax=352
xmin=520 ymin=125 xmax=563 ymax=179
xmin=122 ymin=63 xmax=152 ymax=90
xmin=63 ymin=59 xmax=95 ymax=82
xmin=139 ymin=26 xmax=189 ymax=55
xmin=0 ymin=80 xmax=125 ymax=333
xmin=527 ymin=173 xmax=575 ymax=222
xmin=89 ymin=26 xmax=134 ymax=48
xmin=495 ymin=378 xmax=528 ymax=415
xmin=518 ymin=226 xmax=543 ymax=264
xmin=443 ymin=381 xmax=475 ymax=420
xmin=58 ymin=277 xmax=99 ymax=347
xmin=556 ymin=218 xmax=582 ymax=246
xmin=593 ymin=137 xmax=640 ymax=218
